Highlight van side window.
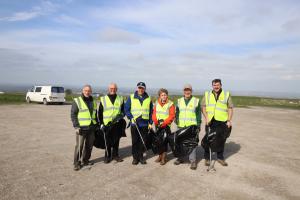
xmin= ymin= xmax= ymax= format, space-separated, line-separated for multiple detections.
xmin=35 ymin=87 xmax=42 ymax=92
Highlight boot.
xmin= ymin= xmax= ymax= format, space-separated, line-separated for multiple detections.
xmin=160 ymin=153 xmax=167 ymax=165
xmin=155 ymin=154 xmax=162 ymax=163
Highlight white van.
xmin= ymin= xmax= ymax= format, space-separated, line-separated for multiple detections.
xmin=26 ymin=86 xmax=66 ymax=105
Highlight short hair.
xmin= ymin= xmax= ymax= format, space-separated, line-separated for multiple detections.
xmin=158 ymin=88 xmax=168 ymax=96
xmin=82 ymin=84 xmax=92 ymax=90
xmin=108 ymin=82 xmax=118 ymax=89
xmin=212 ymin=79 xmax=222 ymax=85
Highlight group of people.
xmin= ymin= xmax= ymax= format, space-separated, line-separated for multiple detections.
xmin=70 ymin=79 xmax=233 ymax=171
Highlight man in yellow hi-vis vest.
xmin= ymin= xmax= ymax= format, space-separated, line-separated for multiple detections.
xmin=98 ymin=83 xmax=126 ymax=163
xmin=201 ymin=79 xmax=233 ymax=167
xmin=71 ymin=85 xmax=97 ymax=171
xmin=174 ymin=84 xmax=201 ymax=170
xmin=125 ymin=82 xmax=153 ymax=165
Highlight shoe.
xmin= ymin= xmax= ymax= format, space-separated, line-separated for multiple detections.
xmin=104 ymin=158 xmax=111 ymax=164
xmin=205 ymin=159 xmax=210 ymax=166
xmin=160 ymin=153 xmax=167 ymax=165
xmin=174 ymin=159 xmax=183 ymax=165
xmin=83 ymin=161 xmax=94 ymax=166
xmin=155 ymin=155 xmax=162 ymax=163
xmin=73 ymin=165 xmax=81 ymax=171
xmin=140 ymin=158 xmax=147 ymax=165
xmin=190 ymin=162 xmax=197 ymax=170
xmin=113 ymin=156 xmax=124 ymax=162
xmin=132 ymin=159 xmax=139 ymax=165
xmin=217 ymin=159 xmax=228 ymax=166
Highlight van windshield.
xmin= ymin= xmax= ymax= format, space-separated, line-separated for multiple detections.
xmin=51 ymin=87 xmax=64 ymax=93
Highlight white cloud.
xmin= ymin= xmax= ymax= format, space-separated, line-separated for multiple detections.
xmin=54 ymin=14 xmax=84 ymax=26
xmin=96 ymin=27 xmax=140 ymax=44
xmin=0 ymin=1 xmax=59 ymax=22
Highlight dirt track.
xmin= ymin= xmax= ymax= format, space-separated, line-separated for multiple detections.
xmin=0 ymin=104 xmax=299 ymax=200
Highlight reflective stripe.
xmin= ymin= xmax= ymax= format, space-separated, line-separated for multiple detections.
xmin=156 ymin=111 xmax=169 ymax=115
xmin=178 ymin=117 xmax=197 ymax=122
xmin=205 ymin=90 xmax=229 ymax=122
xmin=74 ymin=97 xmax=97 ymax=126
xmin=78 ymin=118 xmax=92 ymax=121
xmin=102 ymin=96 xmax=107 ymax=109
xmin=130 ymin=94 xmax=151 ymax=120
xmin=215 ymin=107 xmax=228 ymax=112
xmin=101 ymin=95 xmax=123 ymax=125
xmin=78 ymin=109 xmax=89 ymax=112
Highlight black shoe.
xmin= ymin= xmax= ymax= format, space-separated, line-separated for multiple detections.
xmin=73 ymin=165 xmax=81 ymax=171
xmin=113 ymin=156 xmax=124 ymax=162
xmin=104 ymin=158 xmax=111 ymax=164
xmin=83 ymin=161 xmax=94 ymax=166
xmin=132 ymin=159 xmax=139 ymax=165
xmin=174 ymin=159 xmax=183 ymax=165
xmin=140 ymin=158 xmax=147 ymax=165
xmin=190 ymin=162 xmax=197 ymax=170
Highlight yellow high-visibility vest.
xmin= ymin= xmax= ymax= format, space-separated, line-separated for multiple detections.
xmin=155 ymin=100 xmax=173 ymax=127
xmin=205 ymin=90 xmax=230 ymax=122
xmin=177 ymin=96 xmax=199 ymax=127
xmin=100 ymin=95 xmax=123 ymax=125
xmin=74 ymin=96 xmax=97 ymax=127
xmin=130 ymin=94 xmax=151 ymax=120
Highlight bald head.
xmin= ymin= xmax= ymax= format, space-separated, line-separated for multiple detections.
xmin=108 ymin=83 xmax=118 ymax=95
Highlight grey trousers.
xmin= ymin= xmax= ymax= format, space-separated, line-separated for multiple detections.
xmin=73 ymin=130 xmax=95 ymax=166
xmin=188 ymin=147 xmax=197 ymax=162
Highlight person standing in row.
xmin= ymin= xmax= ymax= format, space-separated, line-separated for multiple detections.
xmin=71 ymin=85 xmax=97 ymax=171
xmin=152 ymin=88 xmax=175 ymax=165
xmin=174 ymin=84 xmax=201 ymax=170
xmin=125 ymin=82 xmax=153 ymax=165
xmin=98 ymin=83 xmax=126 ymax=163
xmin=201 ymin=79 xmax=233 ymax=166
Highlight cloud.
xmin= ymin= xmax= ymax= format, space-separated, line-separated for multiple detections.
xmin=96 ymin=27 xmax=140 ymax=44
xmin=54 ymin=14 xmax=84 ymax=26
xmin=0 ymin=1 xmax=59 ymax=22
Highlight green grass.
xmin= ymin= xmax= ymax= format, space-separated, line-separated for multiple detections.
xmin=0 ymin=93 xmax=26 ymax=104
xmin=0 ymin=93 xmax=299 ymax=109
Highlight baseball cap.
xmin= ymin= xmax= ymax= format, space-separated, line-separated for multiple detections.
xmin=183 ymin=84 xmax=192 ymax=90
xmin=137 ymin=82 xmax=146 ymax=89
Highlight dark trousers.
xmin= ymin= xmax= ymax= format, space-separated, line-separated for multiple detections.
xmin=105 ymin=137 xmax=120 ymax=158
xmin=131 ymin=126 xmax=148 ymax=160
xmin=204 ymin=149 xmax=224 ymax=160
xmin=73 ymin=129 xmax=95 ymax=166
xmin=159 ymin=126 xmax=171 ymax=154
xmin=204 ymin=120 xmax=227 ymax=160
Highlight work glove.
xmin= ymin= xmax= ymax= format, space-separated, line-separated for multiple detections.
xmin=75 ymin=127 xmax=80 ymax=134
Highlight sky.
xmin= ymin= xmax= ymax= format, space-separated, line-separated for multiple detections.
xmin=0 ymin=0 xmax=300 ymax=94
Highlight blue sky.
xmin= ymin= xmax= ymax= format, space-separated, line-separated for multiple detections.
xmin=0 ymin=0 xmax=300 ymax=93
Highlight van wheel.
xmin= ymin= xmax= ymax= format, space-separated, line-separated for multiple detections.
xmin=26 ymin=97 xmax=31 ymax=103
xmin=43 ymin=98 xmax=48 ymax=105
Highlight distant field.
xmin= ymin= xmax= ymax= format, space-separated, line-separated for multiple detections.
xmin=0 ymin=93 xmax=299 ymax=109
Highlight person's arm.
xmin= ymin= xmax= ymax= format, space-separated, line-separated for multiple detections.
xmin=201 ymin=96 xmax=209 ymax=125
xmin=71 ymin=101 xmax=80 ymax=128
xmin=175 ymin=105 xmax=179 ymax=125
xmin=227 ymin=96 xmax=234 ymax=127
xmin=120 ymin=98 xmax=125 ymax=117
xmin=97 ymin=101 xmax=104 ymax=125
xmin=124 ymin=97 xmax=133 ymax=120
xmin=161 ymin=104 xmax=175 ymax=128
xmin=149 ymin=101 xmax=153 ymax=125
xmin=152 ymin=105 xmax=159 ymax=126
xmin=195 ymin=100 xmax=202 ymax=126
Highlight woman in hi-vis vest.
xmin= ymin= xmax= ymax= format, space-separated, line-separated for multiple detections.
xmin=152 ymin=88 xmax=175 ymax=165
